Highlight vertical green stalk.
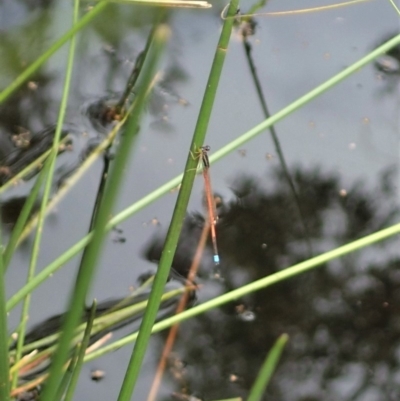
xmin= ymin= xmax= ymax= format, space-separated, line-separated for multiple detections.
xmin=63 ymin=300 xmax=97 ymax=401
xmin=10 ymin=159 xmax=50 ymax=388
xmin=116 ymin=2 xmax=239 ymax=401
xmin=0 ymin=223 xmax=10 ymax=401
xmin=10 ymin=0 xmax=79 ymax=389
xmin=39 ymin=23 xmax=169 ymax=401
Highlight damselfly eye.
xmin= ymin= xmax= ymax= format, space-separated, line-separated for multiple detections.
xmin=202 ymin=145 xmax=211 ymax=152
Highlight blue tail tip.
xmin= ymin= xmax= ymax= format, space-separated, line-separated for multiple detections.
xmin=214 ymin=255 xmax=220 ymax=264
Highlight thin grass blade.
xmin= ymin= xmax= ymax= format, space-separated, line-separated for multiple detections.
xmin=63 ymin=300 xmax=97 ymax=401
xmin=88 ymin=0 xmax=211 ymax=7
xmin=247 ymin=334 xmax=289 ymax=401
xmin=10 ymin=0 xmax=79 ymax=390
xmin=0 ymin=223 xmax=10 ymax=401
xmin=83 ymin=222 xmax=400 ymax=363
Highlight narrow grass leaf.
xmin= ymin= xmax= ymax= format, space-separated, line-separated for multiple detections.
xmin=247 ymin=334 xmax=289 ymax=401
xmin=53 ymin=349 xmax=79 ymax=401
xmin=83 ymin=222 xmax=400 ymax=363
xmin=0 ymin=224 xmax=10 ymax=401
xmin=212 ymin=398 xmax=242 ymax=401
xmin=63 ymin=300 xmax=97 ymax=401
xmin=88 ymin=0 xmax=211 ymax=7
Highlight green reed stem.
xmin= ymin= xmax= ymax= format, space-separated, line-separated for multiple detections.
xmin=63 ymin=300 xmax=97 ymax=401
xmin=0 ymin=224 xmax=10 ymax=401
xmin=115 ymin=3 xmax=238 ymax=401
xmin=10 ymin=0 xmax=79 ymax=390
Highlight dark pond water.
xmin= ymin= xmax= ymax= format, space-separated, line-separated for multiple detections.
xmin=1 ymin=0 xmax=400 ymax=400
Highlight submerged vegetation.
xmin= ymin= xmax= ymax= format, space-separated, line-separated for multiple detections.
xmin=0 ymin=0 xmax=400 ymax=400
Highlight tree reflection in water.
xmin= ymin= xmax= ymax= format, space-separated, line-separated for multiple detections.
xmin=145 ymin=165 xmax=399 ymax=401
